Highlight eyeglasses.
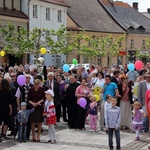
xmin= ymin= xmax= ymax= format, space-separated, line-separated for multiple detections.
xmin=146 ymin=76 xmax=150 ymax=78
xmin=123 ymin=78 xmax=128 ymax=79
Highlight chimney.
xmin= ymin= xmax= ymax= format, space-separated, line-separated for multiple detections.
xmin=133 ymin=2 xmax=138 ymax=11
xmin=148 ymin=8 xmax=150 ymax=14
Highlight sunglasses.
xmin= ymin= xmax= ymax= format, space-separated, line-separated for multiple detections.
xmin=123 ymin=78 xmax=128 ymax=79
xmin=146 ymin=76 xmax=150 ymax=78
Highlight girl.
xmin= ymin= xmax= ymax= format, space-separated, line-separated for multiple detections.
xmin=88 ymin=95 xmax=99 ymax=132
xmin=132 ymin=101 xmax=144 ymax=140
xmin=43 ymin=90 xmax=56 ymax=143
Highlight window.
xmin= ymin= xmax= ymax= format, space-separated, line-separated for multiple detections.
xmin=46 ymin=8 xmax=50 ymax=20
xmin=57 ymin=10 xmax=62 ymax=22
xmin=142 ymin=40 xmax=145 ymax=48
xmin=3 ymin=0 xmax=6 ymax=8
xmin=130 ymin=39 xmax=134 ymax=48
xmin=33 ymin=5 xmax=38 ymax=18
xmin=17 ymin=26 xmax=21 ymax=32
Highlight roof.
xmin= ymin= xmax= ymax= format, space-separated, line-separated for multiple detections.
xmin=0 ymin=8 xmax=28 ymax=19
xmin=42 ymin=0 xmax=70 ymax=7
xmin=64 ymin=0 xmax=125 ymax=33
xmin=100 ymin=0 xmax=150 ymax=33
xmin=141 ymin=12 xmax=150 ymax=19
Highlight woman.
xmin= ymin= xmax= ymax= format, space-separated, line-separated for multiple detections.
xmin=75 ymin=78 xmax=91 ymax=130
xmin=0 ymin=79 xmax=12 ymax=140
xmin=118 ymin=74 xmax=133 ymax=129
xmin=28 ymin=79 xmax=45 ymax=142
xmin=93 ymin=72 xmax=105 ymax=88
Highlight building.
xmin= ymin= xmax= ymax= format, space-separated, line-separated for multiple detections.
xmin=21 ymin=0 xmax=69 ymax=67
xmin=141 ymin=8 xmax=150 ymax=19
xmin=65 ymin=0 xmax=126 ymax=67
xmin=0 ymin=0 xmax=29 ymax=66
xmin=100 ymin=0 xmax=150 ymax=64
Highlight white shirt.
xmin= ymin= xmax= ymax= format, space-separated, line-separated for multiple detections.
xmin=95 ymin=78 xmax=105 ymax=88
xmin=146 ymin=82 xmax=150 ymax=90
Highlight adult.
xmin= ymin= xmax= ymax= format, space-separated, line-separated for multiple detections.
xmin=66 ymin=74 xmax=80 ymax=128
xmin=100 ymin=75 xmax=119 ymax=130
xmin=93 ymin=72 xmax=105 ymax=88
xmin=15 ymin=74 xmax=33 ymax=140
xmin=126 ymin=69 xmax=138 ymax=82
xmin=44 ymin=72 xmax=60 ymax=122
xmin=111 ymin=70 xmax=120 ymax=87
xmin=118 ymin=75 xmax=133 ymax=129
xmin=81 ymin=67 xmax=89 ymax=80
xmin=56 ymin=74 xmax=68 ymax=122
xmin=28 ymin=79 xmax=45 ymax=142
xmin=75 ymin=78 xmax=91 ymax=130
xmin=137 ymin=72 xmax=150 ymax=132
xmin=0 ymin=79 xmax=12 ymax=140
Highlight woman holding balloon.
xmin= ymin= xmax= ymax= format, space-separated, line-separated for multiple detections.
xmin=75 ymin=78 xmax=91 ymax=130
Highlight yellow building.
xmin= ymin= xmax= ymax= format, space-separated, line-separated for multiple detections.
xmin=65 ymin=0 xmax=150 ymax=67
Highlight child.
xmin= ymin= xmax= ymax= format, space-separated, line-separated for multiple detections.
xmin=104 ymin=94 xmax=112 ymax=134
xmin=17 ymin=102 xmax=35 ymax=142
xmin=105 ymin=97 xmax=121 ymax=150
xmin=88 ymin=95 xmax=99 ymax=132
xmin=43 ymin=89 xmax=56 ymax=144
xmin=132 ymin=101 xmax=144 ymax=140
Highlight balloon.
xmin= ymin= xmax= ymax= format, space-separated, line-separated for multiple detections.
xmin=135 ymin=60 xmax=143 ymax=70
xmin=93 ymin=95 xmax=100 ymax=101
xmin=17 ymin=75 xmax=26 ymax=86
xmin=1 ymin=51 xmax=5 ymax=57
xmin=40 ymin=48 xmax=46 ymax=54
xmin=63 ymin=64 xmax=70 ymax=72
xmin=72 ymin=58 xmax=78 ymax=65
xmin=78 ymin=97 xmax=87 ymax=108
xmin=128 ymin=63 xmax=135 ymax=71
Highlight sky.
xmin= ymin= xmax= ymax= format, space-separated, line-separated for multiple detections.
xmin=114 ymin=0 xmax=150 ymax=12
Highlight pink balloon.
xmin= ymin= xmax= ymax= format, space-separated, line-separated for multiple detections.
xmin=78 ymin=98 xmax=87 ymax=108
xmin=135 ymin=60 xmax=143 ymax=70
xmin=17 ymin=75 xmax=26 ymax=86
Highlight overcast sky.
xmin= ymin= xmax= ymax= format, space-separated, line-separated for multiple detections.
xmin=114 ymin=0 xmax=150 ymax=12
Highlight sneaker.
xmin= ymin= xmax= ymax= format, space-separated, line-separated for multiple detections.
xmin=2 ymin=136 xmax=9 ymax=140
xmin=51 ymin=140 xmax=56 ymax=144
xmin=135 ymin=136 xmax=140 ymax=140
xmin=45 ymin=139 xmax=51 ymax=143
xmin=94 ymin=129 xmax=99 ymax=132
xmin=90 ymin=129 xmax=94 ymax=132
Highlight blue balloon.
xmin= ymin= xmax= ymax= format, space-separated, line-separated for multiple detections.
xmin=63 ymin=64 xmax=70 ymax=72
xmin=128 ymin=63 xmax=135 ymax=71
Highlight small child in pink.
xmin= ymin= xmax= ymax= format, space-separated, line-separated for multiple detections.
xmin=87 ymin=95 xmax=99 ymax=132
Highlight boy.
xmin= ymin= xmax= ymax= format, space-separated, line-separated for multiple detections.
xmin=105 ymin=97 xmax=121 ymax=150
xmin=17 ymin=102 xmax=34 ymax=142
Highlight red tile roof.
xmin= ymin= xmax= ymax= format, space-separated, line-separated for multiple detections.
xmin=101 ymin=0 xmax=130 ymax=8
xmin=42 ymin=0 xmax=70 ymax=7
xmin=0 ymin=8 xmax=28 ymax=19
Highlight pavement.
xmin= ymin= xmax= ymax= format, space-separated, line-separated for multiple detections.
xmin=1 ymin=119 xmax=150 ymax=150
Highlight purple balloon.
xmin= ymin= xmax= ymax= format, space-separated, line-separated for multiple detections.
xmin=17 ymin=75 xmax=26 ymax=86
xmin=79 ymin=98 xmax=87 ymax=108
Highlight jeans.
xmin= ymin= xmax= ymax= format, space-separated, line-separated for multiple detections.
xmin=108 ymin=128 xmax=120 ymax=149
xmin=18 ymin=123 xmax=27 ymax=141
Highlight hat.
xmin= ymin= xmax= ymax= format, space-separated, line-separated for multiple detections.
xmin=45 ymin=89 xmax=54 ymax=97
xmin=21 ymin=102 xmax=27 ymax=106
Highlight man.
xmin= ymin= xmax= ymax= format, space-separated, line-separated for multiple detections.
xmin=44 ymin=72 xmax=60 ymax=122
xmin=81 ymin=67 xmax=89 ymax=80
xmin=15 ymin=74 xmax=33 ymax=139
xmin=66 ymin=74 xmax=80 ymax=128
xmin=126 ymin=69 xmax=138 ymax=82
xmin=100 ymin=75 xmax=119 ymax=130
xmin=137 ymin=72 xmax=150 ymax=132
xmin=111 ymin=70 xmax=120 ymax=87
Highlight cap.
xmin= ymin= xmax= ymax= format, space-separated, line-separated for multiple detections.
xmin=45 ymin=89 xmax=54 ymax=97
xmin=21 ymin=102 xmax=27 ymax=106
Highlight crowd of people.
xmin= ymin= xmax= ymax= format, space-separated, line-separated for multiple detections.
xmin=0 ymin=62 xmax=150 ymax=150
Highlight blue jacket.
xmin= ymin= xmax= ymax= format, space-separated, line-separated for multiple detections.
xmin=17 ymin=108 xmax=35 ymax=123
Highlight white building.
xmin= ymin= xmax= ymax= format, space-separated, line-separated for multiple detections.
xmin=21 ymin=0 xmax=69 ymax=67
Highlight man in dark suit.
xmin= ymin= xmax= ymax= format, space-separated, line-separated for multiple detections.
xmin=44 ymin=72 xmax=60 ymax=122
xmin=111 ymin=70 xmax=120 ymax=87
